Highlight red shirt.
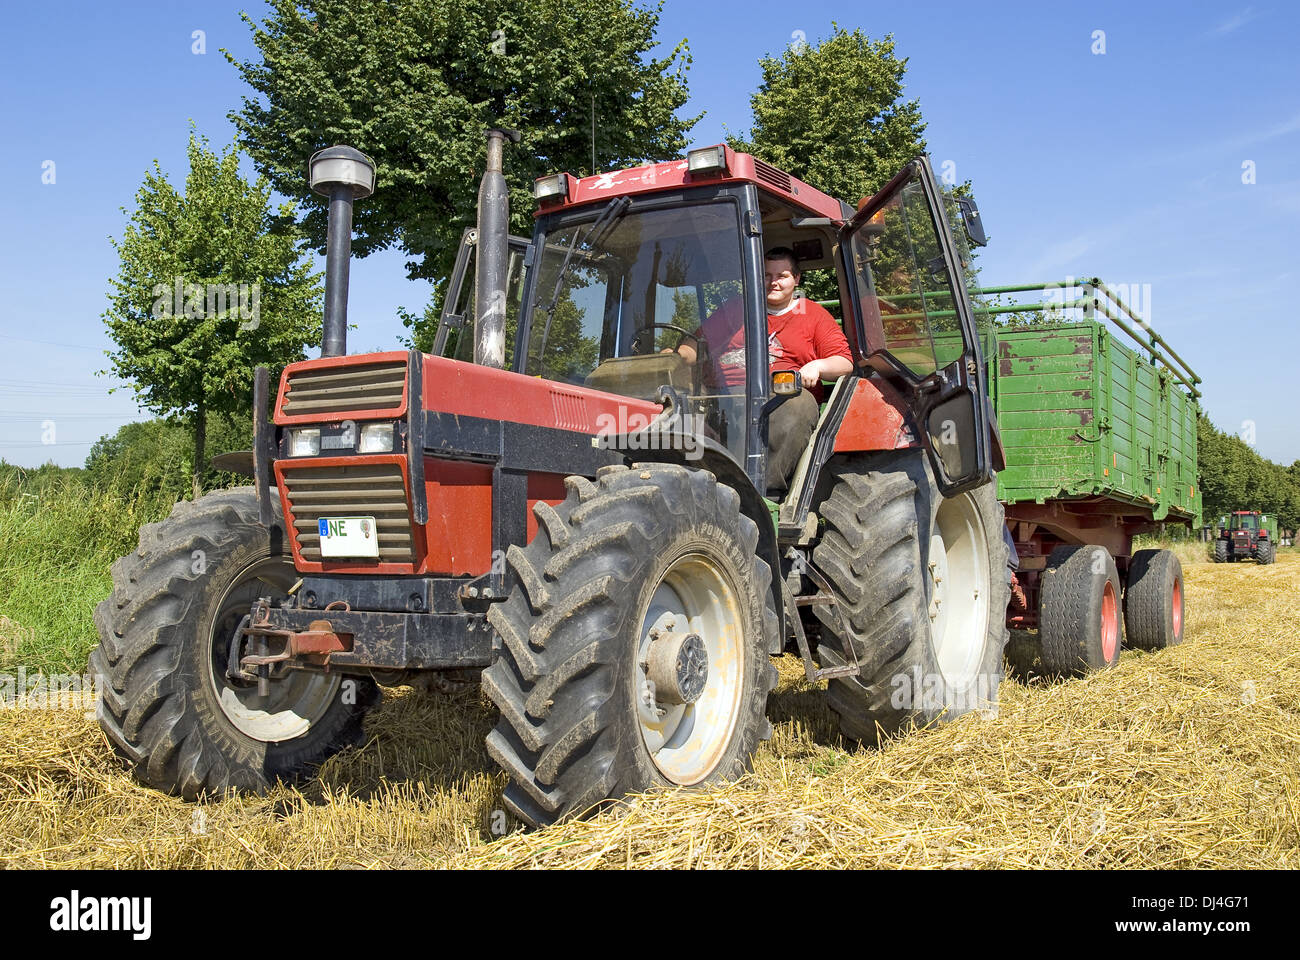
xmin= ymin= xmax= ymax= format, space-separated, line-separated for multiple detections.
xmin=696 ymin=297 xmax=852 ymax=402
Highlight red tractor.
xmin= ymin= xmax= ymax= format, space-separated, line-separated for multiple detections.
xmin=1214 ymin=511 xmax=1277 ymax=564
xmin=92 ymin=133 xmax=1009 ymax=827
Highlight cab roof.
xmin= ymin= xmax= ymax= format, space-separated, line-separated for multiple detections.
xmin=534 ymin=144 xmax=848 ymax=222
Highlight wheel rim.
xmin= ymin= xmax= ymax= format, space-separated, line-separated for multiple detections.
xmin=1171 ymin=577 xmax=1183 ymax=640
xmin=929 ymin=493 xmax=991 ymax=690
xmin=636 ymin=552 xmax=744 ymax=785
xmin=206 ymin=556 xmax=342 ymax=742
xmin=1101 ymin=580 xmax=1119 ymax=662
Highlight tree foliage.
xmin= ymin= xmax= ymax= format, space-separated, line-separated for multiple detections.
xmin=727 ymin=26 xmax=927 ymax=302
xmin=728 ymin=26 xmax=926 ymax=209
xmin=84 ymin=417 xmax=252 ymax=505
xmin=229 ymin=0 xmax=697 ymax=341
xmin=102 ymin=132 xmax=322 ymax=497
xmin=1197 ymin=414 xmax=1300 ymax=532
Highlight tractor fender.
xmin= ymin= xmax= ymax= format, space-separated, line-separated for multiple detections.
xmin=600 ymin=420 xmax=784 ymax=653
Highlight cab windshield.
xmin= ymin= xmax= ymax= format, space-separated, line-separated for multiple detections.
xmin=526 ymin=200 xmax=750 ymax=463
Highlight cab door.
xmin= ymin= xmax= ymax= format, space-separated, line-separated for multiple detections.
xmin=839 ymin=157 xmax=993 ymax=495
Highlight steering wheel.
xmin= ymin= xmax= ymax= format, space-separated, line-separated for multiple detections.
xmin=628 ymin=322 xmax=697 ymax=356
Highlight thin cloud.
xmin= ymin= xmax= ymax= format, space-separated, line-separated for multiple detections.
xmin=1208 ymin=6 xmax=1260 ymax=36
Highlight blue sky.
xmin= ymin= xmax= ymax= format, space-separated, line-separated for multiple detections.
xmin=2 ymin=0 xmax=1297 ymax=467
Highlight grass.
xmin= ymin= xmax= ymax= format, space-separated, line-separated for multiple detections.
xmin=0 ymin=470 xmax=173 ymax=674
xmin=1 ymin=549 xmax=1297 ymax=869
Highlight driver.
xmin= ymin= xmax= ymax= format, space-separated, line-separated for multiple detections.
xmin=672 ymin=247 xmax=853 ymax=494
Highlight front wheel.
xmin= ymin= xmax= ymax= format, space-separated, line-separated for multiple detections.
xmin=1255 ymin=540 xmax=1275 ymax=565
xmin=483 ymin=464 xmax=779 ymax=828
xmin=90 ymin=488 xmax=378 ymax=798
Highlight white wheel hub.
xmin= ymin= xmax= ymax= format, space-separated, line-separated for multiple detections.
xmin=929 ymin=494 xmax=991 ymax=691
xmin=207 ymin=557 xmax=343 ymax=743
xmin=636 ymin=553 xmax=745 ymax=785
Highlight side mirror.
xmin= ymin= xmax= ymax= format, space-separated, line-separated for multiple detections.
xmin=957 ymin=197 xmax=988 ymax=247
xmin=926 ymin=390 xmax=980 ymax=487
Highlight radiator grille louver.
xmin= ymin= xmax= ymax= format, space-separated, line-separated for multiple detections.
xmin=282 ymin=359 xmax=407 ymax=418
xmin=753 ymin=159 xmax=792 ymax=192
xmin=282 ymin=463 xmax=415 ymax=563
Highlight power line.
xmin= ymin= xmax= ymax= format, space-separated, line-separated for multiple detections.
xmin=0 ymin=332 xmax=108 ymax=351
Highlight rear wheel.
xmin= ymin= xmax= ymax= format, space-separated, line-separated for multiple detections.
xmin=1039 ymin=545 xmax=1123 ymax=676
xmin=483 ymin=463 xmax=779 ymax=828
xmin=1124 ymin=548 xmax=1184 ymax=650
xmin=810 ymin=452 xmax=1009 ymax=744
xmin=90 ymin=488 xmax=377 ymax=798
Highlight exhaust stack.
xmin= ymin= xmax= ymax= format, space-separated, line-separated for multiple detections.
xmin=474 ymin=128 xmax=521 ymax=368
xmin=309 ymin=146 xmax=377 ymax=358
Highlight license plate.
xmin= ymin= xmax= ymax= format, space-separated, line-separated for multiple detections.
xmin=317 ymin=516 xmax=380 ymax=559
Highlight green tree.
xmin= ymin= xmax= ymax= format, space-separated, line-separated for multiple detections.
xmin=102 ymin=133 xmax=322 ymax=499
xmin=728 ymin=26 xmax=926 ymax=207
xmin=727 ymin=26 xmax=928 ymax=302
xmin=229 ymin=0 xmax=697 ymax=346
xmin=84 ymin=416 xmax=253 ymax=504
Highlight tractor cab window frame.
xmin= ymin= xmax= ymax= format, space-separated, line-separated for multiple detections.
xmin=839 ymin=157 xmax=993 ymax=495
xmin=433 ymin=228 xmax=532 ymax=364
xmin=518 ymin=185 xmax=766 ymax=482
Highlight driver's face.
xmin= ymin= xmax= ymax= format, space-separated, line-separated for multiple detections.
xmin=765 ymin=258 xmax=798 ymax=311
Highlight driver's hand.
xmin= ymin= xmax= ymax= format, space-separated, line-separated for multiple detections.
xmin=799 ymin=360 xmax=823 ymax=388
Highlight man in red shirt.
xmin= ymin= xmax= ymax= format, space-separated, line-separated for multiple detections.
xmin=674 ymin=247 xmax=853 ymax=493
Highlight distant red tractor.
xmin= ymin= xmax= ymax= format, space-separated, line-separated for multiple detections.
xmin=1214 ymin=511 xmax=1276 ymax=564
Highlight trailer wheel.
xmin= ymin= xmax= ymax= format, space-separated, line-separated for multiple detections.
xmin=1039 ymin=545 xmax=1123 ymax=676
xmin=810 ymin=451 xmax=1010 ymax=744
xmin=1255 ymin=540 xmax=1275 ymax=565
xmin=1212 ymin=539 xmax=1228 ymax=563
xmin=483 ymin=463 xmax=778 ymax=829
xmin=1124 ymin=549 xmax=1184 ymax=650
xmin=89 ymin=487 xmax=378 ymax=798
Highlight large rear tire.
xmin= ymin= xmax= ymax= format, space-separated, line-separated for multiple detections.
xmin=1124 ymin=548 xmax=1184 ymax=650
xmin=1039 ymin=544 xmax=1123 ymax=676
xmin=90 ymin=488 xmax=378 ymax=798
xmin=483 ymin=463 xmax=779 ymax=828
xmin=810 ymin=452 xmax=1010 ymax=744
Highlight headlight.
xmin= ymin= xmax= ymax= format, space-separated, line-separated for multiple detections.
xmin=289 ymin=428 xmax=320 ymax=457
xmin=533 ymin=173 xmax=570 ymax=200
xmin=687 ymin=145 xmax=728 ymax=175
xmin=359 ymin=422 xmax=395 ymax=453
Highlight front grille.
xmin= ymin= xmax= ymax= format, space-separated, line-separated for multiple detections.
xmin=282 ymin=358 xmax=407 ymax=418
xmin=753 ymin=159 xmax=792 ymax=192
xmin=283 ymin=463 xmax=415 ymax=563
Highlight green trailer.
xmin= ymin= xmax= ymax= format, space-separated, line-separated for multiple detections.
xmin=979 ymin=279 xmax=1201 ymax=673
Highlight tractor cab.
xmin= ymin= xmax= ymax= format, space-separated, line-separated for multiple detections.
xmin=435 ymin=144 xmax=996 ymax=501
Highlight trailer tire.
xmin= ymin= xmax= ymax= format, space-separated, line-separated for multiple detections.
xmin=1039 ymin=545 xmax=1123 ymax=676
xmin=1212 ymin=539 xmax=1228 ymax=563
xmin=1255 ymin=540 xmax=1275 ymax=565
xmin=810 ymin=452 xmax=1010 ymax=745
xmin=483 ymin=463 xmax=779 ymax=829
xmin=1124 ymin=549 xmax=1184 ymax=650
xmin=89 ymin=487 xmax=378 ymax=799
